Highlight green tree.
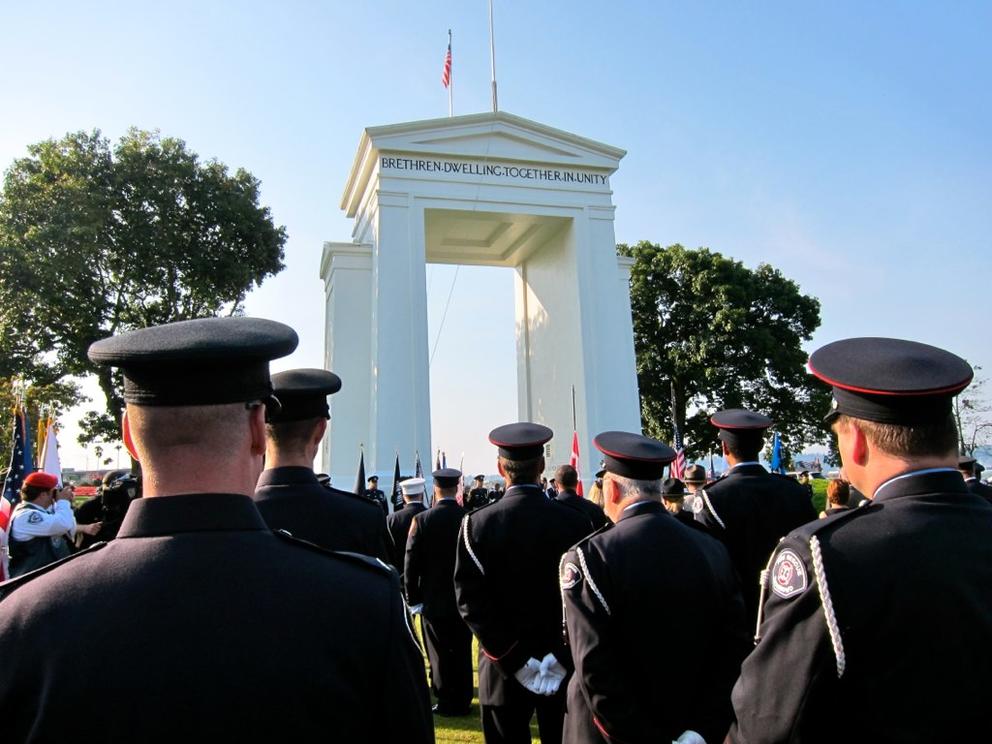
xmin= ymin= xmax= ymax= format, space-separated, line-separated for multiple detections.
xmin=619 ymin=241 xmax=831 ymax=458
xmin=0 ymin=129 xmax=286 ymax=445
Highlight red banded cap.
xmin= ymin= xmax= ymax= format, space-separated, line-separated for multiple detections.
xmin=24 ymin=472 xmax=59 ymax=490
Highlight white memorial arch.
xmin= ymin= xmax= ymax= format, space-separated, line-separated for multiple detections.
xmin=320 ymin=112 xmax=641 ymax=486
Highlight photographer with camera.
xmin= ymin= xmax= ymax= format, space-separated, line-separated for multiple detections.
xmin=7 ymin=472 xmax=101 ymax=578
xmin=74 ymin=470 xmax=139 ymax=549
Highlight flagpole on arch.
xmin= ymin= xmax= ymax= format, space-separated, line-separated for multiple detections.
xmin=488 ymin=0 xmax=498 ymax=112
xmin=448 ymin=29 xmax=453 ymax=117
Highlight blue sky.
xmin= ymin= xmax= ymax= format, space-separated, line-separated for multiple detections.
xmin=2 ymin=2 xmax=989 ymax=474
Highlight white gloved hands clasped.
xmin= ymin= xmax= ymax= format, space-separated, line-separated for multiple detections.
xmin=514 ymin=653 xmax=566 ymax=696
xmin=513 ymin=657 xmax=544 ymax=694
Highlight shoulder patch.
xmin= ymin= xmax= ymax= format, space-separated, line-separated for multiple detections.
xmin=560 ymin=559 xmax=582 ymax=590
xmin=273 ymin=530 xmax=396 ymax=577
xmin=27 ymin=512 xmax=43 ymax=524
xmin=771 ymin=548 xmax=807 ymax=599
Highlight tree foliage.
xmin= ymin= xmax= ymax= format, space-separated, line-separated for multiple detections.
xmin=0 ymin=128 xmax=286 ymax=444
xmin=954 ymin=368 xmax=991 ymax=457
xmin=619 ymin=241 xmax=831 ymax=458
xmin=0 ymin=378 xmax=86 ymax=463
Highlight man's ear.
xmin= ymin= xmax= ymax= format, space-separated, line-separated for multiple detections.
xmin=121 ymin=410 xmax=139 ymax=462
xmin=249 ymin=405 xmax=267 ymax=457
xmin=850 ymin=421 xmax=869 ymax=467
xmin=496 ymin=459 xmax=507 ymax=479
xmin=605 ymin=477 xmax=622 ymax=506
xmin=721 ymin=440 xmax=729 ymax=457
xmin=311 ymin=418 xmax=328 ymax=449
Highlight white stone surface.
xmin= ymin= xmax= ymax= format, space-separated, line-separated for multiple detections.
xmin=321 ymin=112 xmax=641 ymax=488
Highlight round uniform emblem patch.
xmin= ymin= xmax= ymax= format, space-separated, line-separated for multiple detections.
xmin=771 ymin=549 xmax=807 ymax=599
xmin=560 ymin=561 xmax=582 ymax=590
xmin=692 ymin=496 xmax=705 ymax=514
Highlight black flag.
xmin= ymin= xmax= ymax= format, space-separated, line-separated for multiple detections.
xmin=390 ymin=453 xmax=402 ymax=512
xmin=353 ymin=448 xmax=366 ymax=497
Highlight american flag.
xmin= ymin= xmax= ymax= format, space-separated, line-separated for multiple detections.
xmin=441 ymin=41 xmax=452 ymax=88
xmin=671 ymin=423 xmax=686 ymax=480
xmin=2 ymin=408 xmax=34 ymax=506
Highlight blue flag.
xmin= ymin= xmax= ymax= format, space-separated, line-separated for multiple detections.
xmin=770 ymin=432 xmax=783 ymax=474
xmin=2 ymin=409 xmax=34 ymax=505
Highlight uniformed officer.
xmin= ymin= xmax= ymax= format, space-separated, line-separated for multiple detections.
xmin=561 ymin=432 xmax=750 ymax=744
xmin=406 ymin=467 xmax=473 ymax=717
xmin=253 ymin=368 xmax=390 ymax=561
xmin=386 ymin=477 xmax=427 ymax=583
xmin=454 ymin=422 xmax=592 ymax=744
xmin=958 ymin=455 xmax=992 ymax=503
xmin=694 ymin=409 xmax=816 ymax=624
xmin=554 ymin=463 xmax=609 ymax=531
xmin=365 ymin=474 xmax=389 ymax=515
xmin=465 ymin=474 xmax=490 ymax=510
xmin=659 ymin=477 xmax=701 ymax=529
xmin=730 ymin=337 xmax=992 ymax=741
xmin=7 ymin=472 xmax=97 ymax=577
xmin=0 ymin=317 xmax=433 ymax=742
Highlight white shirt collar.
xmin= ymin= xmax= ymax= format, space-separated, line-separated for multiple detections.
xmin=622 ymin=499 xmax=655 ymax=514
xmin=873 ymin=467 xmax=959 ymax=499
xmin=729 ymin=461 xmax=763 ymax=472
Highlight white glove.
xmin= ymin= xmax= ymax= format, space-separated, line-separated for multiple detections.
xmin=513 ymin=657 xmax=544 ymax=694
xmin=536 ymin=653 xmax=567 ymax=696
xmin=674 ymin=731 xmax=706 ymax=744
xmin=407 ymin=604 xmax=423 ymax=615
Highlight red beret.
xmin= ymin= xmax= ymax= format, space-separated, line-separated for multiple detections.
xmin=24 ymin=472 xmax=59 ymax=490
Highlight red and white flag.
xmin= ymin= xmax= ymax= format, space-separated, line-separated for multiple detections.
xmin=569 ymin=431 xmax=584 ymax=496
xmin=441 ymin=41 xmax=452 ymax=88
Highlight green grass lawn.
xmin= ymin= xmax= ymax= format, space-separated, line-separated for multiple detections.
xmin=811 ymin=478 xmax=827 ymax=513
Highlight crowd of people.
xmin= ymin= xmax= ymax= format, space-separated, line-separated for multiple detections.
xmin=1 ymin=317 xmax=991 ymax=744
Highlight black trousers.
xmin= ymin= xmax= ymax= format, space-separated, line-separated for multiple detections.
xmin=423 ymin=614 xmax=473 ymax=712
xmin=480 ymin=684 xmax=566 ymax=744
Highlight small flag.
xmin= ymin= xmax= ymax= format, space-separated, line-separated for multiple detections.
xmin=353 ymin=447 xmax=366 ymax=497
xmin=442 ymin=451 xmax=447 ymax=469
xmin=390 ymin=453 xmax=402 ymax=511
xmin=770 ymin=433 xmax=783 ymax=474
xmin=671 ymin=423 xmax=686 ymax=480
xmin=435 ymin=449 xmax=442 ymax=471
xmin=39 ymin=419 xmax=63 ymax=488
xmin=415 ymin=451 xmax=424 ymax=479
xmin=709 ymin=453 xmax=717 ymax=481
xmin=569 ymin=431 xmax=584 ymax=497
xmin=2 ymin=408 xmax=34 ymax=505
xmin=441 ymin=39 xmax=452 ymax=88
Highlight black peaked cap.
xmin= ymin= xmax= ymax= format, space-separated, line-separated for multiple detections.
xmin=268 ymin=368 xmax=342 ymax=423
xmin=433 ymin=468 xmax=462 ymax=488
xmin=710 ymin=409 xmax=772 ymax=449
xmin=489 ymin=422 xmax=553 ymax=461
xmin=594 ymin=431 xmax=676 ymax=480
xmin=661 ymin=477 xmax=687 ymax=496
xmin=87 ymin=317 xmax=298 ymax=407
xmin=809 ymin=337 xmax=973 ymax=425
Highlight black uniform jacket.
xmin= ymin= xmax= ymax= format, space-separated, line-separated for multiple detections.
xmin=254 ymin=466 xmax=389 ymax=561
xmin=387 ymin=501 xmax=427 ymax=578
xmin=0 ymin=493 xmax=433 ymax=743
xmin=556 ymin=489 xmax=610 ymax=531
xmin=454 ymin=483 xmax=593 ymax=705
xmin=695 ymin=463 xmax=816 ymax=622
xmin=561 ymin=501 xmax=750 ymax=744
xmin=965 ymin=476 xmax=992 ymax=505
xmin=730 ymin=470 xmax=992 ymax=742
xmin=405 ymin=498 xmax=466 ymax=619
xmin=464 ymin=487 xmax=490 ymax=511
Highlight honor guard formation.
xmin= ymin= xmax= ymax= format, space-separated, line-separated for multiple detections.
xmin=2 ymin=318 xmax=991 ymax=743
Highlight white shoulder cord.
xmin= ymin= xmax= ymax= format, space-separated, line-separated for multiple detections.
xmin=576 ymin=546 xmax=610 ymax=616
xmin=460 ymin=514 xmax=484 ymax=575
xmin=810 ymin=535 xmax=846 ymax=678
xmin=700 ymin=488 xmax=726 ymax=530
xmin=753 ymin=544 xmax=780 ymax=644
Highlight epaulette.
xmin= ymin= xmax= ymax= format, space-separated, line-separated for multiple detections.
xmin=272 ymin=529 xmax=396 ymax=578
xmin=0 ymin=541 xmax=108 ymax=600
xmin=567 ymin=522 xmax=612 ymax=553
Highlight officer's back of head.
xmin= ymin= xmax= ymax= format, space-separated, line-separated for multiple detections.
xmin=88 ymin=317 xmax=298 ymax=497
xmin=262 ymin=368 xmax=341 ymax=472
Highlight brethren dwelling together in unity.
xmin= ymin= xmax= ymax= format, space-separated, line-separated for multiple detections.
xmin=320 ymin=112 xmax=641 ymax=486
